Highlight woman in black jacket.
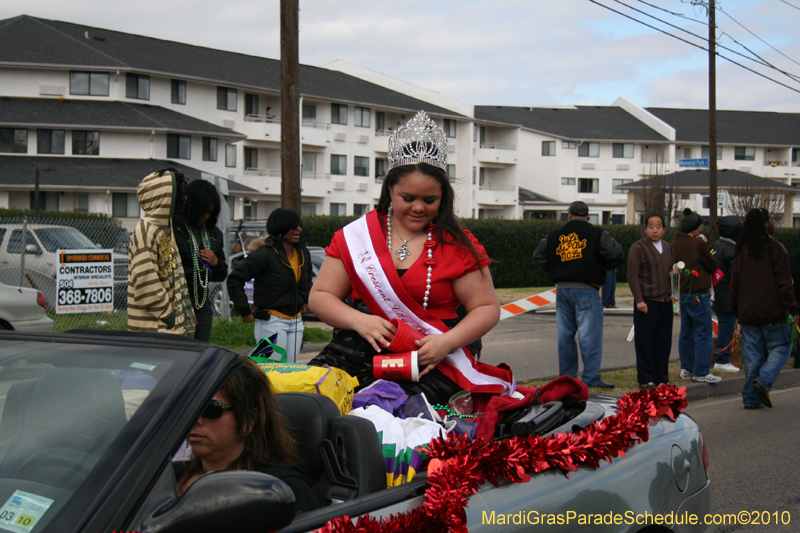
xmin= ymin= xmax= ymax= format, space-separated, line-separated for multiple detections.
xmin=174 ymin=179 xmax=229 ymax=342
xmin=226 ymin=208 xmax=312 ymax=362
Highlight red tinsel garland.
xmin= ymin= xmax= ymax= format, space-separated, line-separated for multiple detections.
xmin=317 ymin=384 xmax=688 ymax=533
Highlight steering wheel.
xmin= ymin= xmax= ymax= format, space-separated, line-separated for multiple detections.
xmin=16 ymin=447 xmax=98 ymax=490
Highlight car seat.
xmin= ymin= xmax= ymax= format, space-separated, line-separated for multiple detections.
xmin=275 ymin=392 xmax=385 ymax=504
xmin=0 ymin=368 xmax=127 ymax=490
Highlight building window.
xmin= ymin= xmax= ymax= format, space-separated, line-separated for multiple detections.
xmin=302 ymin=104 xmax=317 ymax=126
xmin=479 ymin=168 xmax=486 ymax=186
xmin=701 ymin=146 xmax=723 ymax=160
xmin=354 ymin=156 xmax=369 ymax=177
xmin=472 ymin=166 xmax=477 ymax=184
xmin=562 ymin=141 xmax=577 ymax=149
xmin=72 ymin=131 xmax=99 ymax=156
xmin=446 ymin=164 xmax=456 ymax=181
xmin=69 ymin=71 xmax=109 ymax=96
xmin=74 ymin=193 xmax=89 ymax=213
xmin=612 ymin=178 xmax=632 ymax=193
xmin=702 ymin=196 xmax=710 ymax=209
xmin=683 ymin=147 xmax=692 ymax=159
xmin=375 ymin=158 xmax=387 ymax=179
xmin=126 ymin=73 xmax=150 ymax=100
xmin=578 ymin=143 xmax=600 ymax=157
xmin=301 ymin=203 xmax=317 ymax=216
xmin=542 ymin=141 xmax=556 ymax=156
xmin=355 ymin=107 xmax=370 ymax=128
xmin=682 ymin=193 xmax=691 ymax=200
xmin=443 ymin=119 xmax=457 ymax=138
xmin=37 ymin=129 xmax=65 ymax=154
xmin=612 ymin=143 xmax=634 ymax=158
xmin=734 ymin=146 xmax=755 ymax=161
xmin=611 ymin=214 xmax=625 ymax=224
xmin=243 ymin=200 xmax=254 ymax=220
xmin=330 ymin=203 xmax=346 ymax=216
xmin=217 ymin=87 xmax=237 ymax=111
xmin=112 ymin=193 xmax=140 ymax=217
xmin=478 ymin=209 xmax=485 ymax=219
xmin=473 ymin=124 xmax=478 ymax=142
xmin=302 ymin=154 xmax=316 ymax=176
xmin=245 ymin=94 xmax=259 ymax=117
xmin=354 ymin=204 xmax=370 ymax=216
xmin=29 ymin=192 xmax=59 ymax=212
xmin=561 ymin=177 xmax=575 ymax=186
xmin=375 ymin=112 xmax=385 ymax=133
xmin=244 ymin=148 xmax=258 ymax=170
xmin=203 ymin=137 xmax=218 ymax=161
xmin=331 ymin=154 xmax=346 ymax=175
xmin=226 ymin=144 xmax=237 ymax=167
xmin=578 ymin=178 xmax=599 ymax=193
xmin=172 ymin=79 xmax=186 ymax=104
xmin=331 ymin=103 xmax=348 ymax=125
xmin=0 ymin=128 xmax=28 ymax=153
xmin=166 ymin=134 xmax=191 ymax=159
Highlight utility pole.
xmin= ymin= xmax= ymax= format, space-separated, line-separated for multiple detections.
xmin=707 ymin=0 xmax=719 ymax=241
xmin=280 ymin=0 xmax=301 ymax=211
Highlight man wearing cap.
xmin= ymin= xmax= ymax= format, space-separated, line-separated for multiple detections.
xmin=533 ymin=201 xmax=624 ymax=389
xmin=671 ymin=208 xmax=720 ymax=384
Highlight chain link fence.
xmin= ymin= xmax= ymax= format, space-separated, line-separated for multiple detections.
xmin=0 ymin=216 xmax=234 ymax=333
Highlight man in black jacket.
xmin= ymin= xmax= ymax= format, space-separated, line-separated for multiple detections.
xmin=709 ymin=216 xmax=741 ymax=373
xmin=533 ymin=201 xmax=623 ymax=389
xmin=227 ymin=208 xmax=312 ymax=362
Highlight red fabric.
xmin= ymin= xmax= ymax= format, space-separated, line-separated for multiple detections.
xmin=539 ymin=376 xmax=589 ymax=404
xmin=711 ymin=268 xmax=724 ymax=287
xmin=326 ymin=211 xmax=490 ymax=320
xmin=474 ymin=385 xmax=538 ymax=441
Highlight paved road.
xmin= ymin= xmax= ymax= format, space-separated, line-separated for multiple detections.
xmin=685 ymin=385 xmax=800 ymax=532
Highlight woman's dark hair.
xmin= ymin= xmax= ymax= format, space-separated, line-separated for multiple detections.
xmin=644 ymin=213 xmax=665 ymax=228
xmin=183 ymin=179 xmax=221 ymax=228
xmin=179 ymin=357 xmax=300 ymax=489
xmin=735 ymin=208 xmax=772 ymax=260
xmin=376 ymin=163 xmax=485 ymax=269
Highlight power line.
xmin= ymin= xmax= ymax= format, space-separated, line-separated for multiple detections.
xmin=716 ymin=4 xmax=800 ymax=70
xmin=779 ymin=0 xmax=800 ymax=12
xmin=587 ymin=0 xmax=800 ymax=95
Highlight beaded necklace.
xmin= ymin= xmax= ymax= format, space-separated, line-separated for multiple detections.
xmin=183 ymin=218 xmax=212 ymax=309
xmin=386 ymin=204 xmax=436 ymax=310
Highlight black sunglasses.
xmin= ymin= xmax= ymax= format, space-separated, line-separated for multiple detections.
xmin=201 ymin=399 xmax=234 ymax=419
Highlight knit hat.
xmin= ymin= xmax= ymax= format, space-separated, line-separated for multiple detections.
xmin=266 ymin=208 xmax=302 ymax=237
xmin=680 ymin=208 xmax=703 ymax=233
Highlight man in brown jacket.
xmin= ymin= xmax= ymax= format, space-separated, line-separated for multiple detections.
xmin=628 ymin=214 xmax=673 ymax=390
xmin=671 ymin=208 xmax=720 ymax=383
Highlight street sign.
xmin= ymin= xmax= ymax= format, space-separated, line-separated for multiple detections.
xmin=679 ymin=158 xmax=709 ymax=167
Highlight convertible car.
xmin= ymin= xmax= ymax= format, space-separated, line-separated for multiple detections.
xmin=0 ymin=330 xmax=711 ymax=533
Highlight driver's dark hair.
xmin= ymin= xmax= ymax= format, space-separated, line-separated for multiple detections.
xmin=376 ymin=163 xmax=486 ymax=270
xmin=183 ymin=179 xmax=221 ymax=228
xmin=179 ymin=357 xmax=300 ymax=491
xmin=735 ymin=208 xmax=772 ymax=260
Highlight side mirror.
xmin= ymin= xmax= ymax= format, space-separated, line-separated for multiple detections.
xmin=142 ymin=471 xmax=297 ymax=533
xmin=25 ymin=244 xmax=40 ymax=255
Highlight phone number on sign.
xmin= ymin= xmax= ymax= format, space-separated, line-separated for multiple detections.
xmin=57 ymin=287 xmax=113 ymax=305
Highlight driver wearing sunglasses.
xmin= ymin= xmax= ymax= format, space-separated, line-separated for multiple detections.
xmin=176 ymin=357 xmax=322 ymax=513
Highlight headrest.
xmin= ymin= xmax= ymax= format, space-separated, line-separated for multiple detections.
xmin=275 ymin=392 xmax=340 ymax=480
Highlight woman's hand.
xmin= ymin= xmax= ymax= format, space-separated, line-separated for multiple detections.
xmin=199 ymin=249 xmax=218 ymax=267
xmin=415 ymin=334 xmax=457 ymax=378
xmin=242 ymin=313 xmax=255 ymax=324
xmin=354 ymin=315 xmax=397 ymax=353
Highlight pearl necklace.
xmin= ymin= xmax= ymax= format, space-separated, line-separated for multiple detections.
xmin=386 ymin=206 xmax=436 ymax=310
xmin=183 ymin=218 xmax=211 ymax=309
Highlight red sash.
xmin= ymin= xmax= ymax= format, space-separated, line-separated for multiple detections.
xmin=336 ymin=211 xmax=515 ymax=395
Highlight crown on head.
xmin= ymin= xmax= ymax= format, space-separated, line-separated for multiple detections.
xmin=387 ymin=111 xmax=448 ymax=171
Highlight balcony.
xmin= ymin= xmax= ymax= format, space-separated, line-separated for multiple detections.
xmin=302 ymin=173 xmax=331 ymax=198
xmin=301 ymin=120 xmax=331 ymax=147
xmin=476 ymin=143 xmax=517 ymax=165
xmin=476 ymin=185 xmax=517 ymax=206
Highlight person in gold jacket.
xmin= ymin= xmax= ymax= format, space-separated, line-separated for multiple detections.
xmin=127 ymin=168 xmax=195 ymax=335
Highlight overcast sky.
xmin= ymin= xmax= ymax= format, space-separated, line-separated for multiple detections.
xmin=5 ymin=0 xmax=800 ymax=112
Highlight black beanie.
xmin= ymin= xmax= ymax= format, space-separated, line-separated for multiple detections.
xmin=680 ymin=208 xmax=702 ymax=233
xmin=267 ymin=208 xmax=302 ymax=237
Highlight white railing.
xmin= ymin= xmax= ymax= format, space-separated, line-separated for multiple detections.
xmin=244 ymin=168 xmax=281 ymax=177
xmin=302 ymin=119 xmax=330 ymax=130
xmin=763 ymin=160 xmax=788 ymax=167
xmin=374 ymin=129 xmax=391 ymax=137
xmin=479 ymin=142 xmax=516 ymax=150
xmin=301 ymin=172 xmax=329 ymax=180
xmin=245 ymin=114 xmax=280 ymax=123
xmin=479 ymin=185 xmax=516 ymax=191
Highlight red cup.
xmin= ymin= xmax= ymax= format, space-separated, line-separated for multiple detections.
xmin=386 ymin=319 xmax=425 ymax=353
xmin=373 ymin=351 xmax=419 ymax=382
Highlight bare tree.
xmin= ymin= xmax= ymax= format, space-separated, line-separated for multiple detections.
xmin=727 ymin=176 xmax=785 ymax=219
xmin=635 ymin=153 xmax=686 ymax=226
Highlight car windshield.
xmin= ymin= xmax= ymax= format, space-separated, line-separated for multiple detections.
xmin=0 ymin=340 xmax=178 ymax=532
xmin=33 ymin=228 xmax=97 ymax=253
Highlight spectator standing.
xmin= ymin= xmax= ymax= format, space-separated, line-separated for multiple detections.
xmin=533 ymin=201 xmax=624 ymax=389
xmin=730 ymin=208 xmax=799 ymax=409
xmin=174 ymin=180 xmax=229 ymax=343
xmin=227 ymin=208 xmax=312 ymax=362
xmin=789 ymin=229 xmax=800 ymax=368
xmin=602 ymin=269 xmax=617 ymax=308
xmin=627 ymin=214 xmax=674 ymax=390
xmin=709 ymin=216 xmax=741 ymax=373
xmin=671 ymin=208 xmax=720 ymax=383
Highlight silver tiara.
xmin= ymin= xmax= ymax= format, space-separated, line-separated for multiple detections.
xmin=387 ymin=111 xmax=448 ymax=171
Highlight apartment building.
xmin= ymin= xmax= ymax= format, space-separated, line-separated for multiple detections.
xmin=2 ymin=15 xmax=800 ymax=226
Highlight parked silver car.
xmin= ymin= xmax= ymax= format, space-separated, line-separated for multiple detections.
xmin=0 ymin=281 xmax=53 ymax=331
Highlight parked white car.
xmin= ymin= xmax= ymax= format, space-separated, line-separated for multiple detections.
xmin=0 ymin=280 xmax=53 ymax=331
